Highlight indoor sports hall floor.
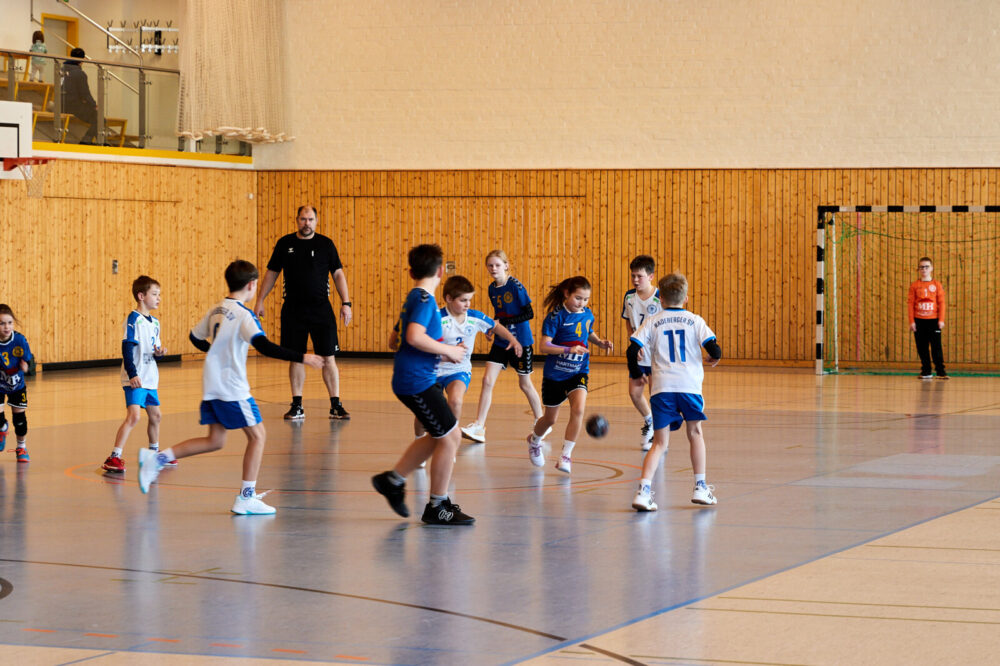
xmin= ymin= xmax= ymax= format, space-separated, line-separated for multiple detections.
xmin=1 ymin=358 xmax=999 ymax=665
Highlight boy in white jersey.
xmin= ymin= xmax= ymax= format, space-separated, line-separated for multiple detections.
xmin=103 ymin=276 xmax=166 ymax=474
xmin=431 ymin=275 xmax=522 ymax=432
xmin=626 ymin=273 xmax=722 ymax=510
xmin=138 ymin=261 xmax=322 ymax=514
xmin=621 ymin=255 xmax=661 ymax=451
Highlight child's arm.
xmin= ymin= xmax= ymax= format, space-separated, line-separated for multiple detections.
xmin=626 ymin=340 xmax=646 ymax=382
xmin=490 ymin=323 xmax=523 ymax=357
xmin=540 ymin=335 xmax=586 ymax=356
xmin=937 ymin=280 xmax=946 ymax=329
xmin=122 ymin=340 xmax=142 ymax=388
xmin=405 ymin=322 xmax=466 ymax=363
xmin=703 ymin=339 xmax=723 ymax=367
xmin=588 ymin=331 xmax=614 ymax=353
xmin=907 ymin=283 xmax=917 ymax=331
xmin=499 ymin=304 xmax=534 ymax=326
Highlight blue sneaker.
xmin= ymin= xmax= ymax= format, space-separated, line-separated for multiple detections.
xmin=15 ymin=447 xmax=29 ymax=463
xmin=0 ymin=424 xmax=7 ymax=452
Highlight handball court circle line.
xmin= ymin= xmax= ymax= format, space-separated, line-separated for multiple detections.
xmin=64 ymin=456 xmax=642 ymax=496
xmin=0 ymin=578 xmax=12 ymax=600
xmin=0 ymin=558 xmax=646 ymax=665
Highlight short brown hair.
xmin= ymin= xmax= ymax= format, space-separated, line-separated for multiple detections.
xmin=629 ymin=255 xmax=655 ymax=274
xmin=225 ymin=260 xmax=259 ymax=292
xmin=132 ymin=275 xmax=160 ymax=301
xmin=658 ymin=272 xmax=688 ymax=306
xmin=0 ymin=304 xmax=19 ymax=325
xmin=443 ymin=275 xmax=475 ymax=300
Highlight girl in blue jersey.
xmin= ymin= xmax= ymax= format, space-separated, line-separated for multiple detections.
xmin=526 ymin=277 xmax=613 ymax=473
xmin=0 ymin=305 xmax=34 ymax=462
xmin=461 ymin=250 xmax=544 ymax=444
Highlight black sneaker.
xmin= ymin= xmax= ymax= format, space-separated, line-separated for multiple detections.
xmin=329 ymin=403 xmax=351 ymax=420
xmin=421 ymin=499 xmax=475 ymax=525
xmin=372 ymin=472 xmax=409 ymax=517
xmin=284 ymin=403 xmax=305 ymax=420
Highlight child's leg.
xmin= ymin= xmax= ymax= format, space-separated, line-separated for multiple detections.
xmin=533 ymin=405 xmax=560 ymax=437
xmin=639 ymin=427 xmax=670 ymax=479
xmin=445 ymin=380 xmax=467 ymax=420
xmin=563 ymin=389 xmax=587 ymax=444
xmin=395 ymin=433 xmax=438 ymax=476
xmin=146 ymin=405 xmax=162 ymax=447
xmin=112 ymin=405 xmax=143 ymax=451
xmin=517 ymin=372 xmax=543 ymax=420
xmin=169 ymin=422 xmax=228 ymax=460
xmin=628 ymin=377 xmax=651 ymax=418
xmin=687 ymin=420 xmax=707 ymax=476
xmin=239 ymin=423 xmax=267 ymax=482
xmin=473 ymin=363 xmax=503 ymax=425
xmin=428 ymin=428 xmax=461 ymax=496
xmin=11 ymin=406 xmax=26 ymax=445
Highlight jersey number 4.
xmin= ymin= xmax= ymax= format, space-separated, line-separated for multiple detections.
xmin=662 ymin=329 xmax=687 ymax=362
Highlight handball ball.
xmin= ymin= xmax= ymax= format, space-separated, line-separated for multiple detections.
xmin=586 ymin=414 xmax=609 ymax=438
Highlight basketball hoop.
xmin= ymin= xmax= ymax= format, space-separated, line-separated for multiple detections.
xmin=3 ymin=157 xmax=53 ymax=199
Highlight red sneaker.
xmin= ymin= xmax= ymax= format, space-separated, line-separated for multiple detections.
xmin=15 ymin=447 xmax=29 ymax=463
xmin=102 ymin=455 xmax=126 ymax=472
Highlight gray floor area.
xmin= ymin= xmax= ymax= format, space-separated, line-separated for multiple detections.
xmin=1 ymin=364 xmax=999 ymax=664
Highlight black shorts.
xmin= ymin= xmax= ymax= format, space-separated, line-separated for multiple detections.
xmin=281 ymin=302 xmax=340 ymax=356
xmin=487 ymin=343 xmax=533 ymax=375
xmin=541 ymin=374 xmax=588 ymax=407
xmin=396 ymin=384 xmax=458 ymax=439
xmin=0 ymin=390 xmax=27 ymax=409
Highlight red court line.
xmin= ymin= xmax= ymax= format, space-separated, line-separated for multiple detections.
xmin=273 ymin=648 xmax=307 ymax=654
xmin=85 ymin=632 xmax=118 ymax=637
xmin=335 ymin=655 xmax=369 ymax=661
xmin=211 ymin=642 xmax=242 ymax=647
xmin=23 ymin=628 xmax=56 ymax=633
xmin=149 ymin=637 xmax=180 ymax=643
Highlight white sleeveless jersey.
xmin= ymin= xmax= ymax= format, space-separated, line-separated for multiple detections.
xmin=621 ymin=288 xmax=661 ymax=367
xmin=630 ymin=308 xmax=716 ymax=395
xmin=191 ymin=298 xmax=265 ymax=401
xmin=437 ymin=308 xmax=494 ymax=376
xmin=121 ymin=311 xmax=162 ymax=389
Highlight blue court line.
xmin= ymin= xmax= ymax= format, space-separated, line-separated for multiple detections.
xmin=508 ymin=489 xmax=1000 ymax=665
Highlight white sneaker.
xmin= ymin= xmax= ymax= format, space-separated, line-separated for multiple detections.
xmin=137 ymin=448 xmax=164 ymax=494
xmin=632 ymin=486 xmax=657 ymax=511
xmin=691 ymin=482 xmax=717 ymax=505
xmin=231 ymin=491 xmax=277 ymax=515
xmin=461 ymin=422 xmax=486 ymax=443
xmin=640 ymin=421 xmax=653 ymax=451
xmin=555 ymin=455 xmax=571 ymax=474
xmin=527 ymin=435 xmax=545 ymax=467
xmin=533 ymin=419 xmax=553 ymax=441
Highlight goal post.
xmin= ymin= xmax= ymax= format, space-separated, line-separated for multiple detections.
xmin=817 ymin=205 xmax=1000 ymax=376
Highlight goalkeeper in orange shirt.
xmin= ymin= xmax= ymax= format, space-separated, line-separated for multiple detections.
xmin=907 ymin=257 xmax=948 ymax=380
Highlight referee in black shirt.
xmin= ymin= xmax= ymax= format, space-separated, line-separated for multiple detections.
xmin=255 ymin=205 xmax=353 ymax=420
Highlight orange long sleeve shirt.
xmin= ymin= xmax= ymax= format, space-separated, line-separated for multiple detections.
xmin=907 ymin=279 xmax=946 ymax=323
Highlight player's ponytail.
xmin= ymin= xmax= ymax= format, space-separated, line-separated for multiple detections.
xmin=0 ymin=304 xmax=20 ymax=325
xmin=543 ymin=276 xmax=591 ymax=313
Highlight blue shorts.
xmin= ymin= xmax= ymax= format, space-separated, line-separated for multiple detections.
xmin=199 ymin=398 xmax=262 ymax=430
xmin=124 ymin=387 xmax=160 ymax=408
xmin=651 ymin=392 xmax=706 ymax=431
xmin=629 ymin=366 xmax=652 ymax=378
xmin=437 ymin=371 xmax=471 ymax=390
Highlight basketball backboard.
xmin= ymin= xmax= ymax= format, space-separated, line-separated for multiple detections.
xmin=0 ymin=100 xmax=32 ymax=180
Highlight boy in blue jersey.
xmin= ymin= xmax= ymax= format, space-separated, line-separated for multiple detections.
xmin=0 ymin=304 xmax=33 ymax=462
xmin=527 ymin=277 xmax=613 ymax=473
xmin=621 ymin=255 xmax=661 ymax=451
xmin=103 ymin=276 xmax=167 ymax=474
xmin=626 ymin=272 xmax=722 ymax=511
xmin=138 ymin=261 xmax=323 ymax=515
xmin=373 ymin=244 xmax=475 ymax=525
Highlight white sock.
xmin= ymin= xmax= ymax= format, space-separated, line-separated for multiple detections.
xmin=528 ymin=433 xmax=540 ymax=445
xmin=561 ymin=440 xmax=576 ymax=457
xmin=149 ymin=442 xmax=159 ymax=451
xmin=429 ymin=494 xmax=447 ymax=507
xmin=112 ymin=447 xmax=123 ymax=457
xmin=240 ymin=480 xmax=256 ymax=496
xmin=639 ymin=478 xmax=652 ymax=493
xmin=695 ymin=473 xmax=706 ymax=485
xmin=644 ymin=414 xmax=652 ymax=425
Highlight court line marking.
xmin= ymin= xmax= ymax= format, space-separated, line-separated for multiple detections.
xmin=0 ymin=557 xmax=642 ymax=665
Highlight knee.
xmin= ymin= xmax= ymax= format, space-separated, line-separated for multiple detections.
xmin=12 ymin=411 xmax=27 ymax=437
xmin=147 ymin=411 xmax=161 ymax=426
xmin=124 ymin=411 xmax=141 ymax=427
xmin=481 ymin=374 xmax=496 ymax=389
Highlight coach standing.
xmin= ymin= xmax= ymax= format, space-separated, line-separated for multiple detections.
xmin=255 ymin=205 xmax=353 ymax=420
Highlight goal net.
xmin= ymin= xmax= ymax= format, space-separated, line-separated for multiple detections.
xmin=818 ymin=205 xmax=1000 ymax=375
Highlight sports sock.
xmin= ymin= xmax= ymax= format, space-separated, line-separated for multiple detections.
xmin=528 ymin=432 xmax=540 ymax=444
xmin=112 ymin=447 xmax=123 ymax=457
xmin=291 ymin=396 xmax=302 ymax=406
xmin=388 ymin=470 xmax=405 ymax=485
xmin=561 ymin=440 xmax=576 ymax=457
xmin=644 ymin=414 xmax=653 ymax=425
xmin=639 ymin=478 xmax=652 ymax=493
xmin=330 ymin=396 xmax=341 ymax=408
xmin=240 ymin=480 xmax=256 ymax=496
xmin=149 ymin=442 xmax=159 ymax=451
xmin=694 ymin=473 xmax=706 ymax=485
xmin=429 ymin=494 xmax=447 ymax=507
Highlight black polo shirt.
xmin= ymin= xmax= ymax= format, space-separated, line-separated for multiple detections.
xmin=266 ymin=233 xmax=343 ymax=307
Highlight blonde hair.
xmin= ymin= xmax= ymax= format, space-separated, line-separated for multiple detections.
xmin=658 ymin=272 xmax=688 ymax=306
xmin=485 ymin=249 xmax=510 ymax=267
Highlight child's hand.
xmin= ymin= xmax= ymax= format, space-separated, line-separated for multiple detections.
xmin=154 ymin=346 xmax=166 ymax=356
xmin=18 ymin=360 xmax=29 ymax=373
xmin=388 ymin=329 xmax=399 ymax=351
xmin=512 ymin=341 xmax=524 ymax=358
xmin=129 ymin=376 xmax=142 ymax=388
xmin=442 ymin=343 xmax=466 ymax=364
xmin=597 ymin=339 xmax=614 ymax=353
xmin=566 ymin=344 xmax=589 ymax=356
xmin=302 ymin=353 xmax=324 ymax=369
xmin=938 ymin=320 xmax=945 ymax=329
xmin=708 ymin=356 xmax=721 ymax=367
xmin=910 ymin=322 xmax=916 ymax=332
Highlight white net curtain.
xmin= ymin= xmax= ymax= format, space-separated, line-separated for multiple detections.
xmin=178 ymin=0 xmax=292 ymax=144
